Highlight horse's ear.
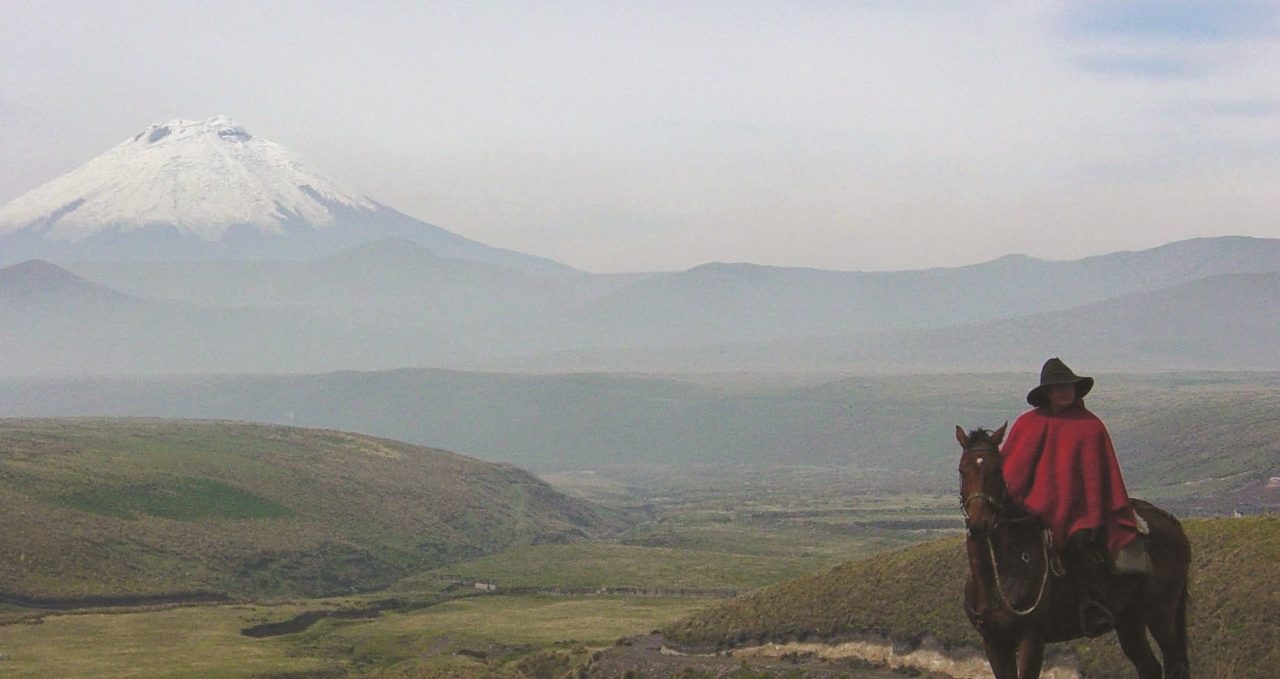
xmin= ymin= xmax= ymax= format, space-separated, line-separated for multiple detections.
xmin=955 ymin=425 xmax=969 ymax=447
xmin=991 ymin=421 xmax=1008 ymax=445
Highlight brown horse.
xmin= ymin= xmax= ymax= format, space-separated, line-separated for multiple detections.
xmin=955 ymin=425 xmax=1191 ymax=679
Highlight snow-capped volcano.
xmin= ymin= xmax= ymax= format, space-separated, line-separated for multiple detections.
xmin=0 ymin=116 xmax=377 ymax=241
xmin=0 ymin=117 xmax=570 ymax=272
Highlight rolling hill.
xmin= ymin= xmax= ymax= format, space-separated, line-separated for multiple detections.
xmin=662 ymin=517 xmax=1280 ymax=678
xmin=0 ymin=419 xmax=617 ymax=601
xmin=2 ymin=371 xmax=1277 ymax=514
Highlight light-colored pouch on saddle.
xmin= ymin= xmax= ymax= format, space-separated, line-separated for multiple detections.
xmin=1111 ymin=535 xmax=1153 ymax=575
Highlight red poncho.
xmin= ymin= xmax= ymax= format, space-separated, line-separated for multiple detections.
xmin=1001 ymin=405 xmax=1138 ymax=556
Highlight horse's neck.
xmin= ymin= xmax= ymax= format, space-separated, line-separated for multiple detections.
xmin=967 ymin=518 xmax=1041 ymax=619
xmin=968 ymin=517 xmax=1034 ymax=580
xmin=965 ymin=531 xmax=1000 ymax=616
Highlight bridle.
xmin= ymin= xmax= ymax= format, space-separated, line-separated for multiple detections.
xmin=958 ymin=443 xmax=1008 ymax=525
xmin=960 ymin=490 xmax=1005 ymax=523
xmin=960 ymin=441 xmax=1051 ymax=618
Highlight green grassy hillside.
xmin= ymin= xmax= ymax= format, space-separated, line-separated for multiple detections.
xmin=664 ymin=516 xmax=1280 ymax=678
xmin=0 ymin=419 xmax=618 ymax=600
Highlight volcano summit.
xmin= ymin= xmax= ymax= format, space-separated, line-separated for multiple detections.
xmin=0 ymin=116 xmax=568 ymax=272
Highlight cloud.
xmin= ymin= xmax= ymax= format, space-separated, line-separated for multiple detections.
xmin=1071 ymin=54 xmax=1209 ymax=79
xmin=1057 ymin=2 xmax=1278 ymax=83
xmin=1202 ymin=98 xmax=1280 ymax=117
xmin=1061 ymin=1 xmax=1279 ymax=42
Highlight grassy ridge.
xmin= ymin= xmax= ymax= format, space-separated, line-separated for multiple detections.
xmin=664 ymin=537 xmax=970 ymax=650
xmin=664 ymin=517 xmax=1280 ymax=678
xmin=0 ymin=419 xmax=617 ymax=600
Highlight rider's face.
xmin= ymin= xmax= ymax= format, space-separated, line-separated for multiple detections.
xmin=1047 ymin=384 xmax=1076 ymax=412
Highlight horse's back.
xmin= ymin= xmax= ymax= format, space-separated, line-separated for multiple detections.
xmin=1131 ymin=499 xmax=1190 ymax=552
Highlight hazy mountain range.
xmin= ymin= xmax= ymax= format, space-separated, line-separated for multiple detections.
xmin=2 ymin=117 xmax=1277 ymax=375
xmin=0 ymin=235 xmax=1277 ymax=376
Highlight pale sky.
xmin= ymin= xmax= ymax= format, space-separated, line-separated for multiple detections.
xmin=2 ymin=1 xmax=1279 ymax=273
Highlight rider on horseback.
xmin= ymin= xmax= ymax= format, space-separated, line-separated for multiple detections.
xmin=1000 ymin=358 xmax=1151 ymax=637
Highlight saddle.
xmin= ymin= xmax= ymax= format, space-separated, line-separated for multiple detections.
xmin=1110 ymin=511 xmax=1153 ymax=576
xmin=1051 ymin=509 xmax=1153 ymax=578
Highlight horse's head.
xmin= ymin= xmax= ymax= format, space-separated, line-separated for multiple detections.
xmin=954 ymin=423 xmax=1008 ymax=538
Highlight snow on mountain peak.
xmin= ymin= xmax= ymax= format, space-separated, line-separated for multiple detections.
xmin=132 ymin=116 xmax=251 ymax=146
xmin=0 ymin=116 xmax=378 ymax=241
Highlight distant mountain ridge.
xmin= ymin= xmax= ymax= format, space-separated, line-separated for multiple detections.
xmin=0 ymin=257 xmax=135 ymax=307
xmin=0 ymin=259 xmax=130 ymax=304
xmin=0 ymin=116 xmax=572 ymax=273
xmin=526 ymin=269 xmax=1280 ymax=373
xmin=547 ymin=236 xmax=1280 ymax=347
xmin=2 ymin=235 xmax=1278 ymax=376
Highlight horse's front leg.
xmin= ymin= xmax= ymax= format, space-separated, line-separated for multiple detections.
xmin=981 ymin=635 xmax=1020 ymax=679
xmin=1017 ymin=634 xmax=1044 ymax=678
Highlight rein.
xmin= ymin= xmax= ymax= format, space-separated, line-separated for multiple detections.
xmin=960 ymin=444 xmax=1052 ymax=618
xmin=986 ymin=529 xmax=1051 ymax=616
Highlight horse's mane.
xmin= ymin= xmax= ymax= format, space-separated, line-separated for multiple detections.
xmin=966 ymin=428 xmax=1002 ymax=448
xmin=962 ymin=427 xmax=1028 ymax=519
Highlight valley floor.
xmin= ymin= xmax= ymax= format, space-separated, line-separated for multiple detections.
xmin=0 ymin=468 xmax=963 ymax=678
xmin=4 ymin=453 xmax=1269 ymax=678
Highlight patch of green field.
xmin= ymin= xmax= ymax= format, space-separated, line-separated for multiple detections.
xmin=0 ymin=594 xmax=708 ymax=678
xmin=0 ymin=603 xmax=329 ymax=679
xmin=317 ymin=594 xmax=709 ymax=651
xmin=292 ymin=594 xmax=714 ymax=677
xmin=51 ymin=477 xmax=292 ymax=521
xmin=622 ymin=521 xmax=921 ymax=565
xmin=609 ymin=478 xmax=960 ymax=568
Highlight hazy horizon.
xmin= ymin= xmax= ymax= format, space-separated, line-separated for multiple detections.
xmin=3 ymin=1 xmax=1279 ymax=273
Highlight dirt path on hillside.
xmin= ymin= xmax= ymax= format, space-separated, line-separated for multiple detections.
xmin=587 ymin=633 xmax=952 ymax=678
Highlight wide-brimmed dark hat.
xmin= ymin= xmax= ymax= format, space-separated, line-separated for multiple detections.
xmin=1026 ymin=357 xmax=1094 ymax=407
